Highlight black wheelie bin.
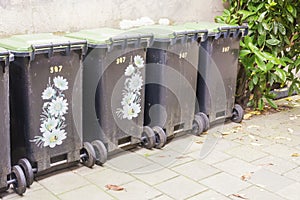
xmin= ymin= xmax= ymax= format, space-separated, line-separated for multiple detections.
xmin=137 ymin=25 xmax=208 ymax=141
xmin=0 ymin=33 xmax=96 ymax=186
xmin=0 ymin=48 xmax=26 ymax=195
xmin=185 ymin=22 xmax=248 ymax=129
xmin=67 ymin=28 xmax=159 ymax=165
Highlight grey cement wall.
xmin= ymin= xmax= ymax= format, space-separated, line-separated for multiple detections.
xmin=0 ymin=0 xmax=224 ymax=37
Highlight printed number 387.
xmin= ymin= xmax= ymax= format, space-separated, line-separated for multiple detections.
xmin=50 ymin=65 xmax=63 ymax=74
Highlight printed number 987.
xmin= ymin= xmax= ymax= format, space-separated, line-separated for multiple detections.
xmin=50 ymin=65 xmax=63 ymax=74
xmin=116 ymin=57 xmax=126 ymax=64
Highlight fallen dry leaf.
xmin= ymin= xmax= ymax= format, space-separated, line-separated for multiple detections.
xmin=291 ymin=153 xmax=300 ymax=157
xmin=243 ymin=113 xmax=252 ymax=120
xmin=258 ymin=163 xmax=274 ymax=167
xmin=241 ymin=172 xmax=253 ymax=181
xmin=175 ymin=156 xmax=188 ymax=159
xmin=248 ymin=134 xmax=256 ymax=140
xmin=285 ymin=97 xmax=293 ymax=102
xmin=250 ymin=142 xmax=263 ymax=146
xmin=221 ymin=132 xmax=230 ymax=136
xmin=247 ymin=125 xmax=260 ymax=129
xmin=288 ymin=128 xmax=294 ymax=134
xmin=230 ymin=193 xmax=248 ymax=199
xmin=105 ymin=184 xmax=125 ymax=191
xmin=195 ymin=140 xmax=204 ymax=144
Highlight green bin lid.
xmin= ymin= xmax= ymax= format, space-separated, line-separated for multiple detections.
xmin=0 ymin=47 xmax=10 ymax=62
xmin=133 ymin=24 xmax=206 ymax=40
xmin=0 ymin=33 xmax=85 ymax=53
xmin=184 ymin=22 xmax=247 ymax=35
xmin=66 ymin=28 xmax=125 ymax=46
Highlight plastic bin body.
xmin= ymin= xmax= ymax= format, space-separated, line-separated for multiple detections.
xmin=185 ymin=22 xmax=247 ymax=123
xmin=67 ymin=29 xmax=151 ymax=153
xmin=0 ymin=34 xmax=85 ymax=174
xmin=143 ymin=26 xmax=204 ymax=137
xmin=0 ymin=48 xmax=11 ymax=191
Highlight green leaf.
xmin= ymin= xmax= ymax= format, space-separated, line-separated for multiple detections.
xmin=280 ymin=57 xmax=293 ymax=64
xmin=240 ymin=50 xmax=252 ymax=57
xmin=266 ymin=62 xmax=274 ymax=71
xmin=258 ymin=11 xmax=267 ymax=22
xmin=262 ymin=22 xmax=270 ymax=30
xmin=257 ymin=23 xmax=266 ymax=35
xmin=266 ymin=97 xmax=278 ymax=109
xmin=275 ymin=68 xmax=287 ymax=82
xmin=273 ymin=21 xmax=278 ymax=35
xmin=287 ymin=13 xmax=294 ymax=23
xmin=278 ymin=23 xmax=286 ymax=35
xmin=266 ymin=38 xmax=280 ymax=45
xmin=295 ymin=58 xmax=300 ymax=67
xmin=258 ymin=98 xmax=264 ymax=110
xmin=287 ymin=4 xmax=297 ymax=18
xmin=237 ymin=10 xmax=255 ymax=20
xmin=255 ymin=55 xmax=266 ymax=71
xmin=253 ymin=75 xmax=259 ymax=85
xmin=249 ymin=80 xmax=254 ymax=91
xmin=258 ymin=34 xmax=266 ymax=46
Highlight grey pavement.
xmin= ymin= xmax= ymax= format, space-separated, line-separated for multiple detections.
xmin=1 ymin=96 xmax=300 ymax=200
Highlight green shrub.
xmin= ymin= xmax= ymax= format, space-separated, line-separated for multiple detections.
xmin=216 ymin=0 xmax=300 ymax=110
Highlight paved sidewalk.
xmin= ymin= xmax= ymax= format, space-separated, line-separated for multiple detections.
xmin=1 ymin=96 xmax=300 ymax=200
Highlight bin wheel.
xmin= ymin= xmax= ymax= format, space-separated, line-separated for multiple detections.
xmin=91 ymin=140 xmax=107 ymax=165
xmin=153 ymin=126 xmax=167 ymax=149
xmin=18 ymin=158 xmax=34 ymax=187
xmin=81 ymin=142 xmax=96 ymax=168
xmin=196 ymin=112 xmax=210 ymax=132
xmin=141 ymin=126 xmax=155 ymax=149
xmin=11 ymin=165 xmax=26 ymax=195
xmin=231 ymin=104 xmax=244 ymax=123
xmin=192 ymin=115 xmax=204 ymax=135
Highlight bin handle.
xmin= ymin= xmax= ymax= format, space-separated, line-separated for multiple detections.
xmin=30 ymin=40 xmax=86 ymax=60
xmin=173 ymin=30 xmax=208 ymax=43
xmin=110 ymin=33 xmax=154 ymax=50
xmin=217 ymin=25 xmax=249 ymax=38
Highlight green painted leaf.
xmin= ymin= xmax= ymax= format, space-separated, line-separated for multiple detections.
xmin=266 ymin=38 xmax=280 ymax=45
xmin=275 ymin=68 xmax=287 ymax=82
xmin=258 ymin=34 xmax=266 ymax=46
xmin=278 ymin=23 xmax=286 ymax=35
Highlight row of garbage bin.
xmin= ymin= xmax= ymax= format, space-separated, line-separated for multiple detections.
xmin=0 ymin=22 xmax=247 ymax=195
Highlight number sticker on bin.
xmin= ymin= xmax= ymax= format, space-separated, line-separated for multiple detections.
xmin=50 ymin=65 xmax=63 ymax=73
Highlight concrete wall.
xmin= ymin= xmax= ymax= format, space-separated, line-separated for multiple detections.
xmin=0 ymin=0 xmax=224 ymax=37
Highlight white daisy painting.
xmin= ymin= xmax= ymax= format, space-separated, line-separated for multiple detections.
xmin=30 ymin=76 xmax=69 ymax=148
xmin=117 ymin=55 xmax=144 ymax=120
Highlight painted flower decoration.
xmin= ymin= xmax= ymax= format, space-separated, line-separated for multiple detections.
xmin=117 ymin=54 xmax=144 ymax=120
xmin=30 ymin=76 xmax=69 ymax=148
xmin=49 ymin=97 xmax=68 ymax=117
xmin=40 ymin=118 xmax=59 ymax=133
xmin=54 ymin=76 xmax=68 ymax=91
xmin=134 ymin=55 xmax=145 ymax=68
xmin=122 ymin=103 xmax=141 ymax=120
xmin=129 ymin=73 xmax=143 ymax=92
xmin=42 ymin=129 xmax=67 ymax=148
xmin=125 ymin=64 xmax=135 ymax=76
xmin=42 ymin=87 xmax=56 ymax=100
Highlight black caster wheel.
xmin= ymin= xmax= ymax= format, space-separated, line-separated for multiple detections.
xmin=80 ymin=142 xmax=96 ymax=168
xmin=18 ymin=158 xmax=34 ymax=187
xmin=141 ymin=126 xmax=155 ymax=149
xmin=231 ymin=104 xmax=244 ymax=123
xmin=192 ymin=115 xmax=204 ymax=135
xmin=196 ymin=112 xmax=210 ymax=132
xmin=91 ymin=140 xmax=107 ymax=165
xmin=153 ymin=126 xmax=167 ymax=149
xmin=11 ymin=165 xmax=26 ymax=195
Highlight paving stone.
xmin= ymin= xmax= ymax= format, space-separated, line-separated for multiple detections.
xmin=37 ymin=170 xmax=90 ymax=195
xmin=187 ymin=189 xmax=230 ymax=200
xmin=59 ymin=185 xmax=113 ymax=200
xmin=238 ymin=185 xmax=287 ymax=200
xmin=249 ymin=168 xmax=294 ymax=193
xmin=85 ymin=168 xmax=135 ymax=187
xmin=106 ymin=151 xmax=154 ymax=172
xmin=213 ymin=138 xmax=241 ymax=152
xmin=9 ymin=189 xmax=59 ymax=200
xmin=188 ymin=148 xmax=231 ymax=164
xmin=276 ymin=182 xmax=300 ymax=200
xmin=132 ymin=163 xmax=179 ymax=185
xmin=164 ymin=134 xmax=204 ymax=154
xmin=200 ymin=172 xmax=250 ymax=196
xmin=155 ymin=176 xmax=207 ymax=200
xmin=69 ymin=163 xmax=106 ymax=177
xmin=252 ymin=155 xmax=298 ymax=175
xmin=151 ymin=194 xmax=175 ymax=200
xmin=284 ymin=167 xmax=300 ymax=182
xmin=225 ymin=145 xmax=268 ymax=162
xmin=146 ymin=149 xmax=194 ymax=168
xmin=214 ymin=157 xmax=257 ymax=178
xmin=108 ymin=180 xmax=162 ymax=200
xmin=262 ymin=144 xmax=300 ymax=164
xmin=233 ymin=134 xmax=274 ymax=149
xmin=172 ymin=160 xmax=220 ymax=181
